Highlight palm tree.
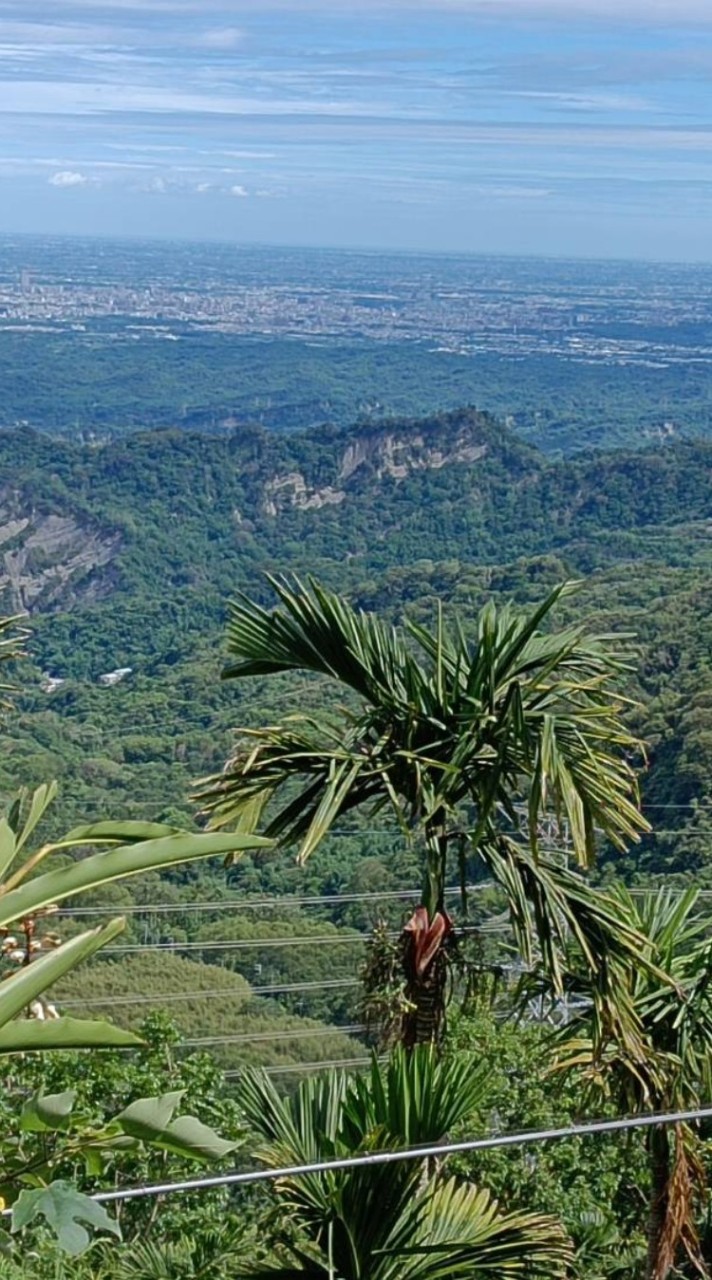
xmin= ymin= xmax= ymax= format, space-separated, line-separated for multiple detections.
xmin=236 ymin=1047 xmax=573 ymax=1278
xmin=551 ymin=886 xmax=712 ymax=1280
xmin=101 ymin=1225 xmax=249 ymax=1279
xmin=199 ymin=577 xmax=648 ymax=1046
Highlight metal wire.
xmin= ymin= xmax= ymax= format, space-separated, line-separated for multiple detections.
xmin=58 ymin=978 xmax=360 ymax=1009
xmin=46 ymin=1104 xmax=712 ymax=1208
xmin=179 ymin=1024 xmax=365 ymax=1049
xmin=98 ymin=921 xmax=507 ymax=956
xmin=56 ymin=884 xmax=487 ymax=917
xmin=223 ymin=1056 xmax=377 ymax=1080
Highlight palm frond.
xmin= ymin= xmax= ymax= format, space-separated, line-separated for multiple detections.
xmin=202 ymin=578 xmax=649 ymax=1001
xmin=0 ymin=615 xmax=28 ymax=707
xmin=394 ymin=1177 xmax=573 ymax=1278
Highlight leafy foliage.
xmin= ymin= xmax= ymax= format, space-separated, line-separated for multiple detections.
xmin=238 ymin=1047 xmax=573 ymax=1278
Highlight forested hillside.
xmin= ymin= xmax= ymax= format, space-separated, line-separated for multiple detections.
xmin=0 ymin=406 xmax=710 ymax=882
xmin=3 ymin=329 xmax=712 ymax=452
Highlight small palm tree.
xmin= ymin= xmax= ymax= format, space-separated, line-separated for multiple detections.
xmin=551 ymin=886 xmax=712 ymax=1280
xmin=103 ymin=1225 xmax=249 ymax=1279
xmin=199 ymin=578 xmax=648 ymax=1046
xmin=237 ymin=1047 xmax=573 ymax=1278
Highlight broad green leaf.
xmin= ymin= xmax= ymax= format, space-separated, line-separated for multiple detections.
xmin=116 ymin=1092 xmax=236 ymax=1161
xmin=0 ymin=818 xmax=16 ymax=880
xmin=13 ymin=783 xmax=59 ymax=855
xmin=115 ymin=1090 xmax=184 ymax=1141
xmin=0 ymin=1017 xmax=141 ymax=1054
xmin=147 ymin=1115 xmax=237 ymax=1162
xmin=11 ymin=1181 xmax=121 ymax=1256
xmin=0 ymin=831 xmax=272 ymax=927
xmin=0 ymin=918 xmax=125 ymax=1029
xmin=21 ymin=1090 xmax=76 ymax=1133
xmin=55 ymin=820 xmax=184 ymax=848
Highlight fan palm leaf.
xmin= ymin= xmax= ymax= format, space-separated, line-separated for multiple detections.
xmin=238 ymin=1050 xmax=571 ymax=1280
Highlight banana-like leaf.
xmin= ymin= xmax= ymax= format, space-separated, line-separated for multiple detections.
xmin=0 ymin=918 xmax=125 ymax=1028
xmin=0 ymin=831 xmax=271 ymax=927
xmin=0 ymin=1017 xmax=141 ymax=1054
xmin=20 ymin=1090 xmax=76 ymax=1132
xmin=0 ymin=818 xmax=17 ymax=881
xmin=54 ymin=819 xmax=184 ymax=848
xmin=0 ymin=614 xmax=29 ymax=710
xmin=116 ymin=1091 xmax=237 ymax=1161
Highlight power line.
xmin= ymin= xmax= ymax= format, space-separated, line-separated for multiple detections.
xmin=50 ymin=1104 xmax=712 ymax=1209
xmin=179 ymin=1024 xmax=365 ymax=1049
xmin=223 ymin=1056 xmax=376 ymax=1080
xmin=101 ymin=934 xmax=368 ymax=955
xmin=99 ymin=921 xmax=508 ymax=956
xmin=58 ymin=978 xmax=360 ymax=1009
xmin=55 ymin=884 xmax=489 ymax=918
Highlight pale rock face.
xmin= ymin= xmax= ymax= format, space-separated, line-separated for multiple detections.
xmin=0 ymin=491 xmax=121 ymax=614
xmin=261 ymin=425 xmax=489 ymax=515
xmin=262 ymin=471 xmax=346 ymax=516
xmin=339 ymin=430 xmax=487 ymax=483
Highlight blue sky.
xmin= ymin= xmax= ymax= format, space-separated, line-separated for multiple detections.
xmin=1 ymin=1 xmax=712 ymax=258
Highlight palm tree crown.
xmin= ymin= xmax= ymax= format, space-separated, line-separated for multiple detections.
xmin=199 ymin=578 xmax=649 ymax=1031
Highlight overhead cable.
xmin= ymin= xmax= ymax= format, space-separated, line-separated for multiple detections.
xmin=179 ymin=1024 xmax=365 ymax=1049
xmin=58 ymin=978 xmax=360 ymax=1009
xmin=55 ymin=884 xmax=487 ymax=918
xmin=52 ymin=1104 xmax=712 ymax=1208
xmin=99 ymin=921 xmax=508 ymax=956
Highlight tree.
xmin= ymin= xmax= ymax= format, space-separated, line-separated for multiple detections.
xmin=199 ymin=577 xmax=647 ymax=1046
xmin=236 ymin=1046 xmax=573 ymax=1278
xmin=0 ymin=614 xmax=271 ymax=1254
xmin=551 ymin=886 xmax=712 ymax=1280
xmin=0 ymin=612 xmax=272 ymax=1055
xmin=0 ymin=782 xmax=270 ymax=1054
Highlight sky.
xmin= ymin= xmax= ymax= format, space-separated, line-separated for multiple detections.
xmin=0 ymin=1 xmax=711 ymax=259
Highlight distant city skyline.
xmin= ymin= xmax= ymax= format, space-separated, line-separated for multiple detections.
xmin=1 ymin=1 xmax=711 ymax=261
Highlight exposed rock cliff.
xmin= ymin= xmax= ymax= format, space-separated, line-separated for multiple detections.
xmin=0 ymin=494 xmax=121 ymax=613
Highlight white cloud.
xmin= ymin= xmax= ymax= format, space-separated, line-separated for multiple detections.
xmin=230 ymin=184 xmax=249 ymax=197
xmin=48 ymin=169 xmax=87 ymax=186
xmin=197 ymin=27 xmax=244 ymax=49
xmin=0 ymin=79 xmax=382 ymax=119
xmin=6 ymin=0 xmax=712 ymax=14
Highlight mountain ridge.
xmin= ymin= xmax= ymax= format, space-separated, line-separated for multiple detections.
xmin=0 ymin=408 xmax=710 ymax=619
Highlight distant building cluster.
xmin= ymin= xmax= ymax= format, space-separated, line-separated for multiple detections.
xmin=1 ymin=256 xmax=708 ymax=372
xmin=41 ymin=667 xmax=133 ymax=693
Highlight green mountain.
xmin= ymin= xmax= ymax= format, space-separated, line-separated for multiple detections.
xmin=1 ymin=407 xmax=711 ymax=882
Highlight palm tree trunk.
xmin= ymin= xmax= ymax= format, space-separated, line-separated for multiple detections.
xmin=645 ymin=1126 xmax=670 ymax=1280
xmin=401 ymin=823 xmax=449 ymax=1048
xmin=401 ymin=946 xmax=448 ymax=1047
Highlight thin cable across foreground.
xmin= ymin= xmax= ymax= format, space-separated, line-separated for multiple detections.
xmin=223 ymin=1055 xmax=377 ymax=1079
xmin=34 ymin=1104 xmax=712 ymax=1209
